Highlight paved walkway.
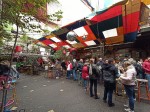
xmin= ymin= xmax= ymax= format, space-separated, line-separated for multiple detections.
xmin=12 ymin=75 xmax=150 ymax=112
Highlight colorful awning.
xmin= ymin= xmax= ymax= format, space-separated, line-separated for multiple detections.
xmin=37 ymin=0 xmax=148 ymax=50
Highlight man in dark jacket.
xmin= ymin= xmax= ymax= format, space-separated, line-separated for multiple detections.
xmin=77 ymin=59 xmax=84 ymax=85
xmin=102 ymin=58 xmax=119 ymax=107
xmin=96 ymin=58 xmax=104 ymax=82
xmin=89 ymin=58 xmax=100 ymax=99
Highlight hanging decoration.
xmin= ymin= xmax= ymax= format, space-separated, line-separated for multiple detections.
xmin=15 ymin=46 xmax=22 ymax=52
xmin=70 ymin=48 xmax=77 ymax=56
xmin=66 ymin=31 xmax=77 ymax=41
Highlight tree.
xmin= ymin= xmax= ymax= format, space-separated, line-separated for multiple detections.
xmin=0 ymin=0 xmax=63 ymax=60
xmin=0 ymin=0 xmax=62 ymax=111
xmin=0 ymin=0 xmax=63 ymax=45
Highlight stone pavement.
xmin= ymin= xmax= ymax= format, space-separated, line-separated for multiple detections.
xmin=10 ymin=74 xmax=150 ymax=112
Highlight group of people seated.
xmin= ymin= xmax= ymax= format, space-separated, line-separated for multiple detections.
xmin=61 ymin=56 xmax=150 ymax=112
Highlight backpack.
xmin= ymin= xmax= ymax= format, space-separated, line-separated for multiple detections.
xmin=133 ymin=64 xmax=143 ymax=76
xmin=103 ymin=69 xmax=115 ymax=83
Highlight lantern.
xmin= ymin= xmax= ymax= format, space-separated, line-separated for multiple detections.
xmin=66 ymin=31 xmax=77 ymax=41
xmin=70 ymin=48 xmax=77 ymax=56
xmin=15 ymin=46 xmax=22 ymax=52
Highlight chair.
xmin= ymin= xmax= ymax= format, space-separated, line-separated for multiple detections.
xmin=0 ymin=75 xmax=18 ymax=109
xmin=136 ymin=79 xmax=150 ymax=102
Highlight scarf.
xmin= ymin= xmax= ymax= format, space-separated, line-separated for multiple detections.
xmin=89 ymin=64 xmax=92 ymax=75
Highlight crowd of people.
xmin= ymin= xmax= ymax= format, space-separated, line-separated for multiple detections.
xmin=60 ymin=56 xmax=150 ymax=112
xmin=1 ymin=55 xmax=150 ymax=112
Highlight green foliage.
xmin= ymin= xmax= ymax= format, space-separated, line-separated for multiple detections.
xmin=20 ymin=34 xmax=29 ymax=43
xmin=49 ymin=10 xmax=63 ymax=21
xmin=52 ymin=47 xmax=67 ymax=60
xmin=0 ymin=0 xmax=62 ymax=46
xmin=53 ymin=49 xmax=63 ymax=59
xmin=0 ymin=25 xmax=12 ymax=46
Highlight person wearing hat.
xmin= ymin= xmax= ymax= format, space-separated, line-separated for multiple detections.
xmin=120 ymin=61 xmax=137 ymax=112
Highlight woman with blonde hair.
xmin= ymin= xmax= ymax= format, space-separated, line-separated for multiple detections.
xmin=120 ymin=61 xmax=137 ymax=112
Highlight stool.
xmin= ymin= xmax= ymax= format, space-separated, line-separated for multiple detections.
xmin=137 ymin=79 xmax=150 ymax=102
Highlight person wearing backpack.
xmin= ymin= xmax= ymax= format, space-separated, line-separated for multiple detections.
xmin=102 ymin=58 xmax=119 ymax=107
xmin=89 ymin=58 xmax=100 ymax=99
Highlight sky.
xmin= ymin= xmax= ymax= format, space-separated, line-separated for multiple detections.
xmin=57 ymin=0 xmax=124 ymax=26
xmin=58 ymin=0 xmax=91 ymax=26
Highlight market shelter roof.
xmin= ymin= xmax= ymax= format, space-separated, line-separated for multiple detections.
xmin=36 ymin=0 xmax=149 ymax=50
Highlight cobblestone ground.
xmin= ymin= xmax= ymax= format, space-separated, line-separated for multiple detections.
xmin=4 ymin=74 xmax=150 ymax=112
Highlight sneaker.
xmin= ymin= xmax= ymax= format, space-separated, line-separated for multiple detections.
xmin=108 ymin=103 xmax=115 ymax=107
xmin=94 ymin=96 xmax=100 ymax=99
xmin=134 ymin=98 xmax=136 ymax=101
xmin=124 ymin=104 xmax=129 ymax=108
xmin=124 ymin=108 xmax=134 ymax=112
xmin=84 ymin=88 xmax=87 ymax=92
xmin=90 ymin=95 xmax=94 ymax=97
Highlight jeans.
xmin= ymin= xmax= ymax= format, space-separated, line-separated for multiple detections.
xmin=83 ymin=79 xmax=88 ymax=89
xmin=90 ymin=79 xmax=98 ymax=97
xmin=124 ymin=85 xmax=135 ymax=111
xmin=67 ymin=70 xmax=71 ymax=79
xmin=73 ymin=69 xmax=77 ymax=80
xmin=146 ymin=74 xmax=150 ymax=91
xmin=103 ymin=86 xmax=113 ymax=105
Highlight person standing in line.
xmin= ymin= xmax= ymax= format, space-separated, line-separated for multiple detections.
xmin=61 ymin=60 xmax=67 ymax=76
xmin=137 ymin=59 xmax=144 ymax=79
xmin=120 ymin=61 xmax=137 ymax=112
xmin=102 ymin=58 xmax=119 ymax=107
xmin=82 ymin=60 xmax=89 ymax=91
xmin=66 ymin=61 xmax=72 ymax=79
xmin=72 ymin=59 xmax=77 ymax=81
xmin=96 ymin=58 xmax=104 ymax=83
xmin=89 ymin=58 xmax=100 ymax=99
xmin=77 ymin=59 xmax=84 ymax=85
xmin=142 ymin=57 xmax=150 ymax=96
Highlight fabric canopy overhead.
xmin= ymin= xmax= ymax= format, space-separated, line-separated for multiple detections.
xmin=141 ymin=0 xmax=150 ymax=5
xmin=36 ymin=0 xmax=147 ymax=50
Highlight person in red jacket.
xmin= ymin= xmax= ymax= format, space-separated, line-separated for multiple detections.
xmin=82 ymin=61 xmax=89 ymax=91
xmin=142 ymin=57 xmax=150 ymax=92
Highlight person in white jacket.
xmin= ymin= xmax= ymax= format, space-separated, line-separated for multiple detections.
xmin=120 ymin=61 xmax=137 ymax=112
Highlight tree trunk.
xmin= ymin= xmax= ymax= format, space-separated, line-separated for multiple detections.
xmin=0 ymin=20 xmax=19 ymax=112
